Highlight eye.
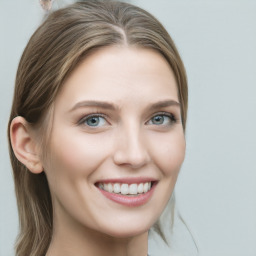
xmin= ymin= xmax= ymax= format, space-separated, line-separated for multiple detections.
xmin=80 ymin=115 xmax=108 ymax=127
xmin=147 ymin=113 xmax=176 ymax=126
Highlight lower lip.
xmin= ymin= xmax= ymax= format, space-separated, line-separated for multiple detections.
xmin=97 ymin=183 xmax=156 ymax=207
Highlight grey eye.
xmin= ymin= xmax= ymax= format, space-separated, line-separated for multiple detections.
xmin=84 ymin=116 xmax=107 ymax=127
xmin=151 ymin=115 xmax=165 ymax=125
xmin=147 ymin=113 xmax=175 ymax=126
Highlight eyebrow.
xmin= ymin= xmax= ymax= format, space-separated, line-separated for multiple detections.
xmin=69 ymin=99 xmax=180 ymax=112
xmin=69 ymin=100 xmax=117 ymax=112
xmin=147 ymin=100 xmax=180 ymax=112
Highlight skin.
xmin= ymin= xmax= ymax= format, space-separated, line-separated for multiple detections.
xmin=11 ymin=46 xmax=185 ymax=256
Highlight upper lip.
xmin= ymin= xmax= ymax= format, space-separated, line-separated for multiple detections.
xmin=95 ymin=177 xmax=157 ymax=185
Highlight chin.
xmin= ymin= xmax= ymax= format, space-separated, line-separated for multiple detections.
xmin=96 ymin=216 xmax=155 ymax=239
xmin=105 ymin=227 xmax=149 ymax=239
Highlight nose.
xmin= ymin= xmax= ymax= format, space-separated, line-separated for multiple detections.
xmin=113 ymin=124 xmax=151 ymax=169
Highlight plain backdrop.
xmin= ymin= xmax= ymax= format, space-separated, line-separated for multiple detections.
xmin=1 ymin=0 xmax=256 ymax=255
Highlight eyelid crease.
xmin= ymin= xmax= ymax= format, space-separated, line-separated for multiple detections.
xmin=149 ymin=111 xmax=177 ymax=119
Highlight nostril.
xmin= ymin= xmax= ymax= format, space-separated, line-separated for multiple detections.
xmin=112 ymin=130 xmax=151 ymax=168
xmin=113 ymin=149 xmax=150 ymax=168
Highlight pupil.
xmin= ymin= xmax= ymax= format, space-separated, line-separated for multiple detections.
xmin=88 ymin=117 xmax=99 ymax=126
xmin=154 ymin=116 xmax=163 ymax=124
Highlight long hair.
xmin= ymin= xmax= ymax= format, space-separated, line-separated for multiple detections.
xmin=8 ymin=1 xmax=188 ymax=255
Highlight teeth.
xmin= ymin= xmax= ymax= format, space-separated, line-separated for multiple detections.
xmin=113 ymin=183 xmax=121 ymax=193
xmin=98 ymin=182 xmax=152 ymax=195
xmin=107 ymin=183 xmax=113 ymax=193
xmin=137 ymin=183 xmax=144 ymax=193
xmin=129 ymin=184 xmax=137 ymax=195
xmin=121 ymin=184 xmax=129 ymax=195
xmin=143 ymin=182 xmax=149 ymax=193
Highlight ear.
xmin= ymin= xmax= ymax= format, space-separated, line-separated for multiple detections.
xmin=10 ymin=116 xmax=43 ymax=174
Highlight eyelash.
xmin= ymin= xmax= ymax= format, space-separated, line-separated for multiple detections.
xmin=146 ymin=112 xmax=177 ymax=126
xmin=78 ymin=111 xmax=177 ymax=128
xmin=78 ymin=113 xmax=108 ymax=127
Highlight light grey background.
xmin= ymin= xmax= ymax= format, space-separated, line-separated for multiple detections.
xmin=1 ymin=0 xmax=256 ymax=255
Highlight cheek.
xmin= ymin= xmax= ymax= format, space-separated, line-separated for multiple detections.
xmin=150 ymin=130 xmax=185 ymax=178
xmin=44 ymin=130 xmax=111 ymax=180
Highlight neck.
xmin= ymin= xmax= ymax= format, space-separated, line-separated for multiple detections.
xmin=46 ymin=210 xmax=148 ymax=256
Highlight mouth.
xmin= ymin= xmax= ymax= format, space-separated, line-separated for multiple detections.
xmin=95 ymin=179 xmax=157 ymax=207
xmin=96 ymin=181 xmax=154 ymax=196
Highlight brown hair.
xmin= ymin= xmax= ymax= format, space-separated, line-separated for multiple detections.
xmin=8 ymin=1 xmax=187 ymax=255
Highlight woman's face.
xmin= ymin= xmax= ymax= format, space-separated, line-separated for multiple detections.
xmin=42 ymin=46 xmax=185 ymax=238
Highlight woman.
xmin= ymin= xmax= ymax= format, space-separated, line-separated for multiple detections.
xmin=8 ymin=1 xmax=189 ymax=255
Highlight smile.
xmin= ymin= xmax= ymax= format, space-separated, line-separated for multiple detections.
xmin=97 ymin=182 xmax=152 ymax=195
xmin=95 ymin=179 xmax=157 ymax=207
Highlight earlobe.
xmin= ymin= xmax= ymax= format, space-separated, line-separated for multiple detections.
xmin=10 ymin=116 xmax=43 ymax=174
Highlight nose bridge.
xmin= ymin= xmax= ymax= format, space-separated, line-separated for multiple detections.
xmin=113 ymin=120 xmax=150 ymax=168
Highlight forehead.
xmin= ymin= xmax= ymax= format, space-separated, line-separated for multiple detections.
xmin=55 ymin=46 xmax=178 ymax=108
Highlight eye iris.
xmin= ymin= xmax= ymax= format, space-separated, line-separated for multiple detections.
xmin=153 ymin=115 xmax=164 ymax=124
xmin=87 ymin=117 xmax=99 ymax=126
